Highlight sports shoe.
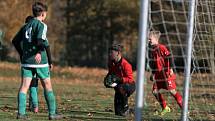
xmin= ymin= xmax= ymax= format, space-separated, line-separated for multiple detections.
xmin=49 ymin=114 xmax=63 ymax=120
xmin=153 ymin=109 xmax=160 ymax=116
xmin=33 ymin=107 xmax=39 ymax=113
xmin=16 ymin=114 xmax=30 ymax=120
xmin=29 ymin=107 xmax=39 ymax=113
xmin=121 ymin=109 xmax=130 ymax=117
xmin=160 ymin=106 xmax=171 ymax=116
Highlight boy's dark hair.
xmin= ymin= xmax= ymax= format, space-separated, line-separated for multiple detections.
xmin=109 ymin=44 xmax=124 ymax=52
xmin=25 ymin=16 xmax=34 ymax=23
xmin=32 ymin=2 xmax=48 ymax=17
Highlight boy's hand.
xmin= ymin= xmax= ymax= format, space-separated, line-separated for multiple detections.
xmin=169 ymin=68 xmax=174 ymax=77
xmin=35 ymin=53 xmax=41 ymax=64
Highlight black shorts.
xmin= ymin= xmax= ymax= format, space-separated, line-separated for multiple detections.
xmin=115 ymin=83 xmax=135 ymax=97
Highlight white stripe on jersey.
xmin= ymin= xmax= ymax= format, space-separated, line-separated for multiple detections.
xmin=21 ymin=63 xmax=49 ymax=68
xmin=41 ymin=22 xmax=47 ymax=40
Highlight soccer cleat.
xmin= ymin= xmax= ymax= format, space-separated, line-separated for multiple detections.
xmin=153 ymin=110 xmax=160 ymax=116
xmin=17 ymin=114 xmax=30 ymax=120
xmin=49 ymin=114 xmax=63 ymax=120
xmin=160 ymin=106 xmax=171 ymax=116
xmin=120 ymin=109 xmax=130 ymax=117
xmin=29 ymin=107 xmax=39 ymax=113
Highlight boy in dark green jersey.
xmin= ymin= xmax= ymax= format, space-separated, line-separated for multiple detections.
xmin=25 ymin=15 xmax=39 ymax=114
xmin=12 ymin=2 xmax=61 ymax=120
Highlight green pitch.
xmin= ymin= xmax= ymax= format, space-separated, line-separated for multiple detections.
xmin=0 ymin=62 xmax=214 ymax=121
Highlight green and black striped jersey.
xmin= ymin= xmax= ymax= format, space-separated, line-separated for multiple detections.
xmin=12 ymin=18 xmax=49 ymax=68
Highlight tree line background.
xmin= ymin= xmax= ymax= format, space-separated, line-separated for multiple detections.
xmin=0 ymin=0 xmax=138 ymax=68
xmin=0 ymin=0 xmax=214 ymax=72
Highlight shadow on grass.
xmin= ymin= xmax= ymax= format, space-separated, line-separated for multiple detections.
xmin=143 ymin=116 xmax=214 ymax=121
xmin=69 ymin=115 xmax=126 ymax=121
xmin=60 ymin=110 xmax=129 ymax=121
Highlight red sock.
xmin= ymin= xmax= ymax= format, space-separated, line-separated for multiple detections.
xmin=154 ymin=93 xmax=167 ymax=109
xmin=173 ymin=92 xmax=183 ymax=109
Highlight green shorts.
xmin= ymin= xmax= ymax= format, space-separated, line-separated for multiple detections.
xmin=21 ymin=67 xmax=50 ymax=79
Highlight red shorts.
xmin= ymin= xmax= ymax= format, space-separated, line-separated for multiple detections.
xmin=152 ymin=74 xmax=177 ymax=90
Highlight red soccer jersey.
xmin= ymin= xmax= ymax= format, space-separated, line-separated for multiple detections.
xmin=108 ymin=58 xmax=135 ymax=84
xmin=150 ymin=44 xmax=172 ymax=81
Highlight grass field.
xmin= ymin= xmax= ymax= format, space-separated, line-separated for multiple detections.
xmin=0 ymin=62 xmax=215 ymax=121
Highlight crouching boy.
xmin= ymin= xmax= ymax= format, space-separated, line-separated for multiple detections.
xmin=104 ymin=44 xmax=135 ymax=116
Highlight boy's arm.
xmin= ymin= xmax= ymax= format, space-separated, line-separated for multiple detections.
xmin=12 ymin=30 xmax=23 ymax=60
xmin=36 ymin=23 xmax=49 ymax=52
xmin=167 ymin=54 xmax=175 ymax=69
xmin=34 ymin=23 xmax=49 ymax=64
xmin=161 ymin=45 xmax=175 ymax=75
xmin=148 ymin=49 xmax=157 ymax=74
xmin=165 ymin=53 xmax=175 ymax=76
xmin=121 ymin=63 xmax=134 ymax=84
xmin=45 ymin=45 xmax=53 ymax=68
xmin=37 ymin=38 xmax=47 ymax=52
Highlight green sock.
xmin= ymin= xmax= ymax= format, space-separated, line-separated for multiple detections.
xmin=43 ymin=90 xmax=49 ymax=110
xmin=44 ymin=91 xmax=56 ymax=115
xmin=30 ymin=87 xmax=38 ymax=108
xmin=18 ymin=92 xmax=26 ymax=115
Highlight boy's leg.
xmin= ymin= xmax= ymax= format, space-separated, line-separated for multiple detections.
xmin=39 ymin=75 xmax=56 ymax=115
xmin=37 ymin=67 xmax=62 ymax=119
xmin=167 ymin=79 xmax=183 ymax=109
xmin=29 ymin=78 xmax=39 ymax=112
xmin=115 ymin=83 xmax=135 ymax=116
xmin=152 ymin=89 xmax=172 ymax=116
xmin=41 ymin=78 xmax=63 ymax=120
xmin=18 ymin=67 xmax=33 ymax=117
xmin=170 ymin=89 xmax=183 ymax=109
xmin=121 ymin=83 xmax=135 ymax=114
xmin=121 ymin=94 xmax=129 ymax=115
xmin=18 ymin=78 xmax=32 ymax=116
xmin=114 ymin=92 xmax=122 ymax=115
xmin=152 ymin=85 xmax=167 ymax=109
xmin=114 ymin=92 xmax=127 ymax=116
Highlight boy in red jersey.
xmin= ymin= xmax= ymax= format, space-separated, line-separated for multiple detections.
xmin=148 ymin=31 xmax=183 ymax=116
xmin=104 ymin=44 xmax=135 ymax=116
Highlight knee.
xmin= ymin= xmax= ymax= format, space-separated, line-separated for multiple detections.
xmin=170 ymin=89 xmax=177 ymax=95
xmin=43 ymin=78 xmax=53 ymax=91
xmin=118 ymin=86 xmax=126 ymax=95
xmin=117 ymin=84 xmax=135 ymax=97
xmin=45 ymin=83 xmax=52 ymax=91
xmin=20 ymin=85 xmax=29 ymax=93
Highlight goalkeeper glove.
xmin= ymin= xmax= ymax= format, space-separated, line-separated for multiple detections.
xmin=110 ymin=83 xmax=117 ymax=88
xmin=111 ymin=74 xmax=122 ymax=84
xmin=104 ymin=74 xmax=113 ymax=88
xmin=104 ymin=74 xmax=122 ymax=88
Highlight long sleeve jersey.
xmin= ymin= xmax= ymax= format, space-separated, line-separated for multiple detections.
xmin=108 ymin=58 xmax=135 ymax=84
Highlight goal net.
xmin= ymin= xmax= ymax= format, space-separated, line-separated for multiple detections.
xmin=147 ymin=0 xmax=215 ymax=120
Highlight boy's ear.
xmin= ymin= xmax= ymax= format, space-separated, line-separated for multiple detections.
xmin=41 ymin=12 xmax=46 ymax=17
xmin=41 ymin=12 xmax=45 ymax=17
xmin=117 ymin=51 xmax=121 ymax=55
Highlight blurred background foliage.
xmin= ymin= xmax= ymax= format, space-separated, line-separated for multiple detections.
xmin=0 ymin=0 xmax=139 ymax=68
xmin=0 ymin=0 xmax=214 ymax=71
